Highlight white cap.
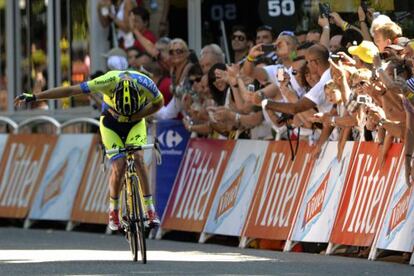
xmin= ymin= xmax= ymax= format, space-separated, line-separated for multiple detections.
xmin=107 ymin=56 xmax=128 ymax=70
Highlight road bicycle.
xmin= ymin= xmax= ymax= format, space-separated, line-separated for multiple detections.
xmin=106 ymin=142 xmax=161 ymax=263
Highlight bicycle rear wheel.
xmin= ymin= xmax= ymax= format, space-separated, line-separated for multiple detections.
xmin=131 ymin=175 xmax=147 ymax=264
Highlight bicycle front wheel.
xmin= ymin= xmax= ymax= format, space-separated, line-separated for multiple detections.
xmin=131 ymin=175 xmax=147 ymax=264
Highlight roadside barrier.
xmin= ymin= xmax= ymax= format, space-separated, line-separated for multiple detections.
xmin=158 ymin=138 xmax=414 ymax=265
xmin=0 ymin=116 xmax=412 ymax=265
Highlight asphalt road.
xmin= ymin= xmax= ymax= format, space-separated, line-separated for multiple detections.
xmin=0 ymin=226 xmax=413 ymax=275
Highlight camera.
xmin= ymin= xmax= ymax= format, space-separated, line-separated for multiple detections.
xmin=330 ymin=54 xmax=341 ymax=62
xmin=261 ymin=44 xmax=276 ymax=53
xmin=356 ymin=95 xmax=372 ymax=105
xmin=247 ymin=84 xmax=255 ymax=92
xmin=361 ymin=0 xmax=368 ymax=13
xmin=277 ymin=67 xmax=285 ymax=82
xmin=379 ymin=52 xmax=390 ymax=60
xmin=277 ymin=113 xmax=294 ymax=124
xmin=319 ymin=3 xmax=331 ymax=18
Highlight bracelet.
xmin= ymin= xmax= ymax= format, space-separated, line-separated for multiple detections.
xmin=331 ymin=116 xmax=336 ymax=126
xmin=246 ymin=55 xmax=255 ymax=62
xmin=342 ymin=21 xmax=349 ymax=31
xmin=359 ymin=20 xmax=366 ymax=24
xmin=406 ymin=92 xmax=414 ymax=100
xmin=323 ymin=25 xmax=330 ymax=30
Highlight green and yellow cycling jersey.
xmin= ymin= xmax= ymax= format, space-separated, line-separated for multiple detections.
xmin=80 ymin=70 xmax=163 ymax=113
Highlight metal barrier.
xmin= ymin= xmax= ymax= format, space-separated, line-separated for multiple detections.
xmin=0 ymin=116 xmax=19 ymax=133
xmin=0 ymin=116 xmax=101 ymax=134
xmin=18 ymin=115 xmax=61 ymax=134
xmin=60 ymin=118 xmax=100 ymax=133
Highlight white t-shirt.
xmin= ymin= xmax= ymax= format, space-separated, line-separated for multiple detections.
xmin=304 ymin=69 xmax=333 ymax=113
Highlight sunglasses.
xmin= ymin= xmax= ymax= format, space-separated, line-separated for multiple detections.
xmin=169 ymin=49 xmax=185 ymax=55
xmin=232 ymin=35 xmax=246 ymax=41
xmin=189 ymin=76 xmax=202 ymax=85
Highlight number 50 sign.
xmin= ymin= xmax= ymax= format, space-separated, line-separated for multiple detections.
xmin=267 ymin=0 xmax=295 ymax=17
xmin=258 ymin=0 xmax=297 ymax=34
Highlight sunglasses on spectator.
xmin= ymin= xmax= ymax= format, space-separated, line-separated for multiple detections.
xmin=189 ymin=76 xmax=202 ymax=85
xmin=232 ymin=35 xmax=246 ymax=41
xmin=169 ymin=49 xmax=185 ymax=55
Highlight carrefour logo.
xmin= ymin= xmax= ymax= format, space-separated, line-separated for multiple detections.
xmin=158 ymin=130 xmax=183 ymax=149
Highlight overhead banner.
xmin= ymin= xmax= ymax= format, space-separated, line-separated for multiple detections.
xmin=203 ymin=140 xmax=268 ymax=237
xmin=242 ymin=141 xmax=314 ymax=241
xmin=160 ymin=139 xmax=235 ymax=233
xmin=71 ymin=135 xmax=111 ymax=224
xmin=290 ymin=142 xmax=354 ymax=244
xmin=155 ymin=120 xmax=190 ymax=217
xmin=374 ymin=167 xmax=414 ymax=253
xmin=329 ymin=142 xmax=403 ymax=247
xmin=28 ymin=135 xmax=94 ymax=221
xmin=0 ymin=134 xmax=57 ymax=218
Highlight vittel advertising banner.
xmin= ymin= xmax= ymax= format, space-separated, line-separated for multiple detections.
xmin=242 ymin=141 xmax=314 ymax=241
xmin=0 ymin=134 xmax=57 ymax=218
xmin=374 ymin=167 xmax=414 ymax=253
xmin=71 ymin=135 xmax=111 ymax=224
xmin=0 ymin=134 xmax=8 ymax=159
xmin=161 ymin=139 xmax=235 ymax=233
xmin=329 ymin=142 xmax=403 ymax=247
xmin=290 ymin=142 xmax=354 ymax=243
xmin=29 ymin=135 xmax=94 ymax=221
xmin=203 ymin=140 xmax=268 ymax=237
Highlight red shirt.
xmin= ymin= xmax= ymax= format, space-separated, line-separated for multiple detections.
xmin=157 ymin=76 xmax=172 ymax=105
xmin=134 ymin=29 xmax=157 ymax=53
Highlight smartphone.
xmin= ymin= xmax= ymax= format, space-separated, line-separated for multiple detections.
xmin=319 ymin=3 xmax=331 ymax=18
xmin=356 ymin=95 xmax=372 ymax=105
xmin=330 ymin=54 xmax=341 ymax=62
xmin=277 ymin=68 xmax=285 ymax=82
xmin=361 ymin=0 xmax=368 ymax=13
xmin=261 ymin=44 xmax=276 ymax=53
xmin=247 ymin=84 xmax=255 ymax=92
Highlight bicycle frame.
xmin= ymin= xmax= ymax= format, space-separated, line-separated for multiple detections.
xmin=106 ymin=144 xmax=155 ymax=263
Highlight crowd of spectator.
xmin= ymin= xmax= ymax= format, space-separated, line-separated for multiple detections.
xmin=96 ymin=1 xmax=414 ymax=187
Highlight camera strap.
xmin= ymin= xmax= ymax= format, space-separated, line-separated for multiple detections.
xmin=286 ymin=126 xmax=300 ymax=161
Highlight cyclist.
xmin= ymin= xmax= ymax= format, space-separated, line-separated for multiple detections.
xmin=15 ymin=70 xmax=164 ymax=231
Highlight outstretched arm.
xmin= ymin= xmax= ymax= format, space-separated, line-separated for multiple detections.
xmin=14 ymin=85 xmax=83 ymax=106
xmin=265 ymin=96 xmax=316 ymax=115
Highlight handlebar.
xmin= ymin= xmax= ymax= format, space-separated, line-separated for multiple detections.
xmin=105 ymin=144 xmax=155 ymax=155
